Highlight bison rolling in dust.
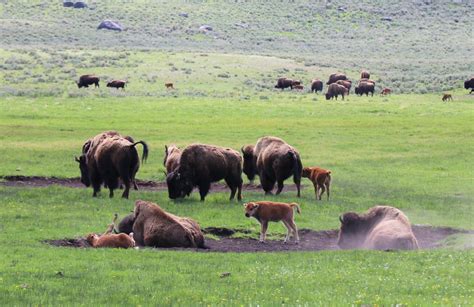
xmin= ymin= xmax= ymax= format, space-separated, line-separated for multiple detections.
xmin=337 ymin=205 xmax=419 ymax=250
xmin=166 ymin=144 xmax=243 ymax=201
xmin=242 ymin=136 xmax=302 ymax=197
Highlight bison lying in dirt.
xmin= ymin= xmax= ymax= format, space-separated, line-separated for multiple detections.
xmin=77 ymin=74 xmax=100 ymax=88
xmin=325 ymin=83 xmax=348 ymax=100
xmin=242 ymin=136 xmax=302 ymax=197
xmin=76 ymin=131 xmax=148 ymax=198
xmin=337 ymin=205 xmax=419 ymax=250
xmin=132 ymin=200 xmax=206 ymax=248
xmin=166 ymin=144 xmax=243 ymax=201
xmin=163 ymin=145 xmax=182 ymax=174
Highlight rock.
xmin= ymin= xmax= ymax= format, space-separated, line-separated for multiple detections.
xmin=199 ymin=25 xmax=213 ymax=32
xmin=97 ymin=20 xmax=123 ymax=31
xmin=381 ymin=16 xmax=393 ymax=21
xmin=179 ymin=12 xmax=188 ymax=18
xmin=63 ymin=1 xmax=74 ymax=7
xmin=73 ymin=1 xmax=87 ymax=8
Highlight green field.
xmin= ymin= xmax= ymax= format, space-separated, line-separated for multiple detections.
xmin=1 ymin=0 xmax=474 ymax=305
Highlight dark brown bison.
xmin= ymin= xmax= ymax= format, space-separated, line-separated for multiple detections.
xmin=464 ymin=77 xmax=474 ymax=94
xmin=360 ymin=70 xmax=370 ymax=79
xmin=241 ymin=136 xmax=302 ymax=197
xmin=163 ymin=145 xmax=182 ymax=174
xmin=77 ymin=74 xmax=100 ymax=88
xmin=106 ymin=80 xmax=126 ymax=89
xmin=76 ymin=133 xmax=148 ymax=198
xmin=358 ymin=78 xmax=376 ymax=86
xmin=355 ymin=81 xmax=375 ymax=96
xmin=326 ymin=73 xmax=347 ymax=85
xmin=325 ymin=83 xmax=348 ymax=100
xmin=442 ymin=94 xmax=453 ymax=102
xmin=275 ymin=78 xmax=300 ymax=90
xmin=132 ymin=200 xmax=206 ymax=248
xmin=335 ymin=79 xmax=352 ymax=94
xmin=117 ymin=213 xmax=135 ymax=235
xmin=166 ymin=144 xmax=243 ymax=201
xmin=311 ymin=79 xmax=323 ymax=93
xmin=337 ymin=205 xmax=419 ymax=250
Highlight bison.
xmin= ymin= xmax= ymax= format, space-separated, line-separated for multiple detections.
xmin=360 ymin=70 xmax=370 ymax=79
xmin=355 ymin=81 xmax=375 ymax=96
xmin=166 ymin=144 xmax=243 ymax=201
xmin=380 ymin=88 xmax=392 ymax=95
xmin=106 ymin=80 xmax=126 ymax=89
xmin=301 ymin=166 xmax=331 ymax=200
xmin=442 ymin=94 xmax=453 ymax=102
xmin=311 ymin=79 xmax=323 ymax=93
xmin=132 ymin=200 xmax=206 ymax=248
xmin=241 ymin=136 xmax=302 ymax=197
xmin=335 ymin=79 xmax=352 ymax=94
xmin=464 ymin=77 xmax=474 ymax=94
xmin=163 ymin=144 xmax=182 ymax=174
xmin=76 ymin=133 xmax=148 ymax=198
xmin=325 ymin=83 xmax=348 ymax=100
xmin=337 ymin=205 xmax=419 ymax=250
xmin=117 ymin=213 xmax=135 ymax=235
xmin=275 ymin=78 xmax=300 ymax=90
xmin=326 ymin=73 xmax=347 ymax=85
xmin=77 ymin=74 xmax=100 ymax=88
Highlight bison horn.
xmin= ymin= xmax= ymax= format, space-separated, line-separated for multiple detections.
xmin=339 ymin=215 xmax=344 ymax=224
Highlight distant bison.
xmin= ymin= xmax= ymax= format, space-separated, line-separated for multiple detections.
xmin=358 ymin=78 xmax=376 ymax=86
xmin=275 ymin=78 xmax=300 ymax=90
xmin=242 ymin=136 xmax=302 ymax=197
xmin=165 ymin=83 xmax=174 ymax=89
xmin=132 ymin=200 xmax=206 ymax=248
xmin=163 ymin=145 xmax=182 ymax=174
xmin=327 ymin=73 xmax=347 ymax=85
xmin=442 ymin=93 xmax=453 ymax=102
xmin=77 ymin=74 xmax=99 ymax=88
xmin=311 ymin=79 xmax=323 ymax=93
xmin=360 ymin=70 xmax=370 ymax=79
xmin=380 ymin=88 xmax=392 ymax=95
xmin=464 ymin=77 xmax=474 ymax=94
xmin=166 ymin=144 xmax=243 ymax=201
xmin=337 ymin=205 xmax=419 ymax=250
xmin=293 ymin=84 xmax=304 ymax=90
xmin=355 ymin=81 xmax=375 ymax=96
xmin=106 ymin=80 xmax=126 ymax=89
xmin=325 ymin=83 xmax=348 ymax=100
xmin=335 ymin=79 xmax=352 ymax=94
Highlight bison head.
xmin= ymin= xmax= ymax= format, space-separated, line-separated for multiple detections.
xmin=325 ymin=93 xmax=331 ymax=100
xmin=244 ymin=202 xmax=259 ymax=218
xmin=337 ymin=212 xmax=368 ymax=249
xmin=75 ymin=155 xmax=90 ymax=187
xmin=107 ymin=82 xmax=112 ymax=87
xmin=241 ymin=145 xmax=256 ymax=182
xmin=166 ymin=170 xmax=193 ymax=199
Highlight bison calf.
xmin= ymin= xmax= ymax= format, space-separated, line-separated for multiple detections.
xmin=442 ymin=94 xmax=453 ymax=102
xmin=244 ymin=201 xmax=300 ymax=243
xmin=301 ymin=167 xmax=331 ymax=200
xmin=86 ymin=233 xmax=135 ymax=248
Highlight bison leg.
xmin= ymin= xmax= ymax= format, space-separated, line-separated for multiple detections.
xmin=260 ymin=174 xmax=275 ymax=195
xmin=259 ymin=221 xmax=268 ymax=243
xmin=237 ymin=181 xmax=242 ymax=201
xmin=326 ymin=182 xmax=330 ymax=200
xmin=313 ymin=182 xmax=319 ymax=200
xmin=121 ymin=180 xmax=131 ymax=199
xmin=318 ymin=184 xmax=325 ymax=200
xmin=198 ymin=182 xmax=210 ymax=201
xmin=275 ymin=180 xmax=284 ymax=195
xmin=133 ymin=180 xmax=139 ymax=190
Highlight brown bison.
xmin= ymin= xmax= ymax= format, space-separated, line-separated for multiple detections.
xmin=77 ymin=74 xmax=100 ymax=88
xmin=358 ymin=78 xmax=376 ymax=86
xmin=360 ymin=70 xmax=370 ymax=79
xmin=165 ymin=82 xmax=174 ymax=89
xmin=380 ymin=88 xmax=392 ymax=95
xmin=293 ymin=84 xmax=304 ymax=90
xmin=325 ymin=83 xmax=348 ymax=100
xmin=117 ymin=213 xmax=135 ymax=235
xmin=76 ymin=133 xmax=148 ymax=198
xmin=464 ymin=78 xmax=474 ymax=94
xmin=355 ymin=81 xmax=375 ymax=96
xmin=442 ymin=94 xmax=453 ymax=102
xmin=311 ymin=79 xmax=323 ymax=93
xmin=241 ymin=136 xmax=302 ymax=197
xmin=335 ymin=79 xmax=352 ymax=94
xmin=166 ymin=144 xmax=243 ymax=201
xmin=106 ymin=80 xmax=126 ymax=89
xmin=301 ymin=167 xmax=331 ymax=200
xmin=86 ymin=233 xmax=135 ymax=248
xmin=163 ymin=145 xmax=182 ymax=174
xmin=337 ymin=205 xmax=419 ymax=250
xmin=326 ymin=73 xmax=347 ymax=85
xmin=275 ymin=78 xmax=300 ymax=90
xmin=132 ymin=200 xmax=206 ymax=248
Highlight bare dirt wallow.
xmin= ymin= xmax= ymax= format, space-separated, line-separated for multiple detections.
xmin=46 ymin=225 xmax=472 ymax=253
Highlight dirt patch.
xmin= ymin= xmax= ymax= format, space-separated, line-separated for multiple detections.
xmin=45 ymin=225 xmax=472 ymax=253
xmin=1 ymin=176 xmax=302 ymax=193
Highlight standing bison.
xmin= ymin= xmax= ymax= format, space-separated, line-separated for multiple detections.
xmin=311 ymin=79 xmax=323 ymax=93
xmin=241 ymin=136 xmax=302 ymax=197
xmin=166 ymin=144 xmax=243 ymax=201
xmin=77 ymin=74 xmax=100 ymax=88
xmin=132 ymin=200 xmax=206 ymax=248
xmin=326 ymin=73 xmax=347 ymax=85
xmin=106 ymin=80 xmax=126 ymax=89
xmin=275 ymin=78 xmax=300 ymax=90
xmin=325 ymin=83 xmax=348 ymax=100
xmin=355 ymin=81 xmax=375 ymax=96
xmin=464 ymin=77 xmax=474 ymax=94
xmin=76 ymin=132 xmax=148 ymax=198
xmin=335 ymin=79 xmax=352 ymax=94
xmin=337 ymin=205 xmax=419 ymax=250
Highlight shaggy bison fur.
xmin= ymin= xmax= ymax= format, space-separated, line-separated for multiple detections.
xmin=464 ymin=77 xmax=474 ymax=94
xmin=325 ymin=83 xmax=348 ymax=100
xmin=106 ymin=80 xmax=126 ymax=89
xmin=311 ymin=79 xmax=323 ymax=93
xmin=355 ymin=81 xmax=375 ymax=96
xmin=77 ymin=74 xmax=100 ymax=88
xmin=326 ymin=73 xmax=347 ymax=85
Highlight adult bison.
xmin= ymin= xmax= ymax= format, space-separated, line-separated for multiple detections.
xmin=132 ymin=200 xmax=206 ymax=248
xmin=77 ymin=74 xmax=100 ymax=88
xmin=464 ymin=77 xmax=474 ymax=94
xmin=325 ymin=83 xmax=348 ymax=100
xmin=311 ymin=79 xmax=323 ymax=93
xmin=337 ymin=205 xmax=419 ymax=250
xmin=163 ymin=145 xmax=181 ymax=174
xmin=360 ymin=70 xmax=370 ymax=79
xmin=275 ymin=78 xmax=300 ymax=90
xmin=355 ymin=81 xmax=375 ymax=96
xmin=241 ymin=136 xmax=302 ymax=197
xmin=335 ymin=79 xmax=352 ymax=94
xmin=106 ymin=80 xmax=126 ymax=89
xmin=76 ymin=132 xmax=148 ymax=198
xmin=326 ymin=73 xmax=347 ymax=85
xmin=166 ymin=144 xmax=243 ymax=201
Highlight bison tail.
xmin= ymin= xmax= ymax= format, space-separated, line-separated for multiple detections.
xmin=131 ymin=141 xmax=149 ymax=163
xmin=289 ymin=151 xmax=302 ymax=183
xmin=290 ymin=203 xmax=301 ymax=214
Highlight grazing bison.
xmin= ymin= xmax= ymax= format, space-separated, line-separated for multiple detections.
xmin=77 ymin=74 xmax=100 ymax=88
xmin=360 ymin=70 xmax=370 ymax=79
xmin=76 ymin=133 xmax=148 ymax=198
xmin=132 ymin=200 xmax=206 ymax=248
xmin=311 ymin=79 xmax=323 ymax=93
xmin=337 ymin=205 xmax=419 ymax=250
xmin=335 ymin=79 xmax=352 ymax=94
xmin=325 ymin=83 xmax=348 ymax=100
xmin=326 ymin=73 xmax=347 ymax=85
xmin=163 ymin=145 xmax=182 ymax=174
xmin=241 ymin=136 xmax=302 ymax=197
xmin=464 ymin=77 xmax=474 ymax=94
xmin=165 ymin=83 xmax=174 ymax=89
xmin=442 ymin=94 xmax=453 ymax=102
xmin=355 ymin=81 xmax=375 ymax=96
xmin=106 ymin=80 xmax=126 ymax=89
xmin=166 ymin=144 xmax=243 ymax=201
xmin=275 ymin=78 xmax=300 ymax=90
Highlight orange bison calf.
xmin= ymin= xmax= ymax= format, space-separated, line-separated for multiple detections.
xmin=301 ymin=167 xmax=331 ymax=200
xmin=86 ymin=233 xmax=135 ymax=248
xmin=244 ymin=201 xmax=300 ymax=243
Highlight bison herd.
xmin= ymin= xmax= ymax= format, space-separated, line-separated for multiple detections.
xmin=78 ymin=131 xmax=420 ymax=251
